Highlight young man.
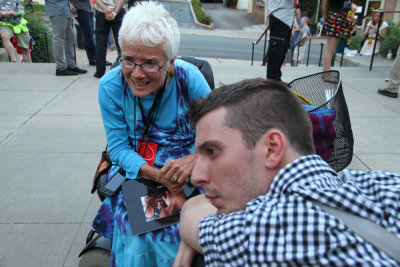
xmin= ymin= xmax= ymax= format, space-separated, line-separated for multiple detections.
xmin=175 ymin=78 xmax=400 ymax=266
xmin=292 ymin=16 xmax=310 ymax=65
xmin=0 ymin=0 xmax=32 ymax=63
xmin=45 ymin=0 xmax=87 ymax=76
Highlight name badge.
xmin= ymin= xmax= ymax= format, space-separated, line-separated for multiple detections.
xmin=137 ymin=140 xmax=158 ymax=167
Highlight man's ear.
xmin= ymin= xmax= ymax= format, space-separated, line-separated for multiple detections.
xmin=263 ymin=129 xmax=286 ymax=169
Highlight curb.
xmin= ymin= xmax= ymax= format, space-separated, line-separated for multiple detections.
xmin=187 ymin=0 xmax=214 ymax=30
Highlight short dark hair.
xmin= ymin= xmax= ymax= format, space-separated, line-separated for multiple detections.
xmin=190 ymin=78 xmax=315 ymax=155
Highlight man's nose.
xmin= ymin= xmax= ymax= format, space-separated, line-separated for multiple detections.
xmin=190 ymin=157 xmax=209 ymax=186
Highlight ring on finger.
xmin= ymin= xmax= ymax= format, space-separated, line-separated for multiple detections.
xmin=173 ymin=175 xmax=178 ymax=182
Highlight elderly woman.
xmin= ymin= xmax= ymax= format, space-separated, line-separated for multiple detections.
xmin=92 ymin=2 xmax=211 ymax=266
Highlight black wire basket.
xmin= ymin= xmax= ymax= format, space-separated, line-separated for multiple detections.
xmin=288 ymin=70 xmax=354 ymax=172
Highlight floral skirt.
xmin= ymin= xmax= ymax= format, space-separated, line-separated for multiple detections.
xmin=323 ymin=11 xmax=353 ymax=40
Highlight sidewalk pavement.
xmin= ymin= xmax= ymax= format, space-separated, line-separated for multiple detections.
xmin=1 ymin=16 xmax=400 ymax=267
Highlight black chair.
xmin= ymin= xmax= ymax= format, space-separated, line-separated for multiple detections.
xmin=179 ymin=56 xmax=215 ymax=90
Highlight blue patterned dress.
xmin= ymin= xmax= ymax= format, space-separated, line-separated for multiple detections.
xmin=93 ymin=59 xmax=211 ymax=266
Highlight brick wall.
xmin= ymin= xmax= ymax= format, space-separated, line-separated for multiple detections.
xmin=383 ymin=0 xmax=397 ymax=21
xmin=252 ymin=0 xmax=265 ymax=23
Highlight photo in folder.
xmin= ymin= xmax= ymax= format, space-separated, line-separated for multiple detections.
xmin=122 ymin=178 xmax=199 ymax=236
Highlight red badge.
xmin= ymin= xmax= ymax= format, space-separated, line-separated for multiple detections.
xmin=137 ymin=140 xmax=158 ymax=167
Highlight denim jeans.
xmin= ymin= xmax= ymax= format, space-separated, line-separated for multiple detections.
xmin=76 ymin=9 xmax=96 ymax=63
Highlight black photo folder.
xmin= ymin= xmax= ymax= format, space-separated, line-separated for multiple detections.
xmin=122 ymin=178 xmax=199 ymax=236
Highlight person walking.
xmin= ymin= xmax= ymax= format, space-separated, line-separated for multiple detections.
xmin=378 ymin=47 xmax=399 ymax=98
xmin=45 ymin=0 xmax=87 ymax=76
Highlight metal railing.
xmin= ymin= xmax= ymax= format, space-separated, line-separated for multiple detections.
xmin=251 ymin=28 xmax=348 ymax=68
xmin=251 ymin=26 xmax=269 ymax=66
xmin=368 ymin=9 xmax=400 ymax=71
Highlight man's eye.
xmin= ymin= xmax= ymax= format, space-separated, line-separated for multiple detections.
xmin=206 ymin=148 xmax=217 ymax=157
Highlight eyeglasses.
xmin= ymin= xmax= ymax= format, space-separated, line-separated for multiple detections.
xmin=118 ymin=58 xmax=167 ymax=73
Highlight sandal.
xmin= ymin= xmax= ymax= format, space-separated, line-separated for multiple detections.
xmin=321 ymin=73 xmax=339 ymax=84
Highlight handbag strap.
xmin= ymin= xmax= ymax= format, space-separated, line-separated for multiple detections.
xmin=311 ymin=200 xmax=400 ymax=263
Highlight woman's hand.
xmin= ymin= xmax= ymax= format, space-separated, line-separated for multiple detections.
xmin=158 ymin=153 xmax=197 ymax=193
xmin=173 ymin=241 xmax=198 ymax=267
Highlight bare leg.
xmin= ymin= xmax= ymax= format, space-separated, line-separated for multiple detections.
xmin=20 ymin=48 xmax=32 ymax=63
xmin=0 ymin=31 xmax=17 ymax=62
xmin=323 ymin=36 xmax=341 ymax=71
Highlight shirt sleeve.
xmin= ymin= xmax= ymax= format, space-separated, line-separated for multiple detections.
xmin=98 ymin=73 xmax=147 ymax=179
xmin=199 ymin=211 xmax=249 ymax=265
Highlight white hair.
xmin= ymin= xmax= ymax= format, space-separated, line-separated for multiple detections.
xmin=118 ymin=1 xmax=180 ymax=60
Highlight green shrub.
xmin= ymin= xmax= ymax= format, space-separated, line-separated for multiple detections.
xmin=349 ymin=34 xmax=362 ymax=52
xmin=32 ymin=3 xmax=45 ymax=13
xmin=23 ymin=8 xmax=54 ymax=63
xmin=380 ymin=21 xmax=400 ymax=59
xmin=191 ymin=0 xmax=212 ymax=25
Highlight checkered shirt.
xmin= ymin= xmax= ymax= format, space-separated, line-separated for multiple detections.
xmin=199 ymin=155 xmax=400 ymax=266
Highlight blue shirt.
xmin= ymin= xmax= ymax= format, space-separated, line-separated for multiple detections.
xmin=199 ymin=155 xmax=400 ymax=266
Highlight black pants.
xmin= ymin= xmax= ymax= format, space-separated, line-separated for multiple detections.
xmin=266 ymin=15 xmax=291 ymax=82
xmin=95 ymin=9 xmax=125 ymax=75
xmin=76 ymin=9 xmax=96 ymax=63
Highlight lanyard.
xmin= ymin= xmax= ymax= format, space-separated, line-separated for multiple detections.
xmin=121 ymin=71 xmax=168 ymax=154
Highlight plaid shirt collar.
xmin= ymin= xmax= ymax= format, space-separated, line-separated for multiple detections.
xmin=268 ymin=154 xmax=336 ymax=197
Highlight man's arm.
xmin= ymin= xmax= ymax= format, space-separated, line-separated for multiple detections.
xmin=179 ymin=194 xmax=217 ymax=253
xmin=114 ymin=0 xmax=125 ymax=15
xmin=93 ymin=0 xmax=109 ymax=12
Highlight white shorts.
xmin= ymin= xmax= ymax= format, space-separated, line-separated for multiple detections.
xmin=293 ymin=45 xmax=306 ymax=62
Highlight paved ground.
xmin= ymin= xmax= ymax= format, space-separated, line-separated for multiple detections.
xmin=0 ymin=2 xmax=399 ymax=267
